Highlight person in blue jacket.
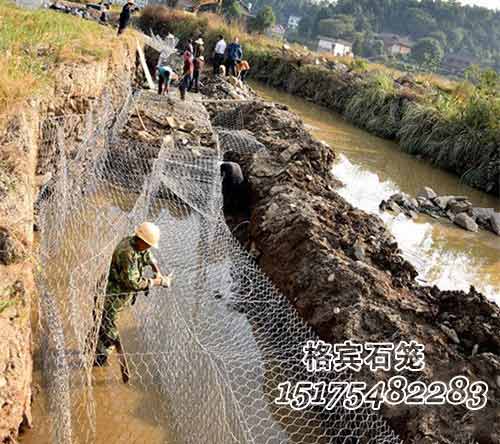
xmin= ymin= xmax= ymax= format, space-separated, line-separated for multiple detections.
xmin=226 ymin=37 xmax=243 ymax=77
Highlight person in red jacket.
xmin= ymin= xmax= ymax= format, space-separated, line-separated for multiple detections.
xmin=179 ymin=50 xmax=194 ymax=100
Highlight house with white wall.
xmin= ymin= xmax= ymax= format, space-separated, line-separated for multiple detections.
xmin=317 ymin=37 xmax=352 ymax=56
xmin=287 ymin=15 xmax=301 ymax=29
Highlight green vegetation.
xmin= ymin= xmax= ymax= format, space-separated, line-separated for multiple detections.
xmin=139 ymin=5 xmax=499 ymax=195
xmin=221 ymin=0 xmax=245 ymax=21
xmin=0 ymin=299 xmax=15 ymax=314
xmin=412 ymin=37 xmax=444 ymax=70
xmin=251 ymin=0 xmax=500 ymax=72
xmin=249 ymin=6 xmax=276 ymax=34
xmin=0 ymin=0 xmax=126 ymax=116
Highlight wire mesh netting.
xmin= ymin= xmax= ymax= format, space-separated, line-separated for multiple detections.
xmin=33 ymin=55 xmax=403 ymax=443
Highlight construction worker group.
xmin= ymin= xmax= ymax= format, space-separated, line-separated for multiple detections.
xmin=156 ymin=34 xmax=251 ymax=100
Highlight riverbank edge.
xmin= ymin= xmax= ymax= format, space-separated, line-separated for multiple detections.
xmin=0 ymin=35 xmax=137 ymax=442
xmin=246 ymin=53 xmax=498 ymax=195
xmin=202 ymin=75 xmax=500 ymax=443
xmin=138 ymin=6 xmax=500 ymax=197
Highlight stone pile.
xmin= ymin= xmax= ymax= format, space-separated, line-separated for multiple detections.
xmin=200 ymin=75 xmax=256 ymax=101
xmin=380 ymin=186 xmax=500 ymax=235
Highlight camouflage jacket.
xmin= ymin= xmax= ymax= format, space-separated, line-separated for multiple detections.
xmin=105 ymin=236 xmax=157 ymax=311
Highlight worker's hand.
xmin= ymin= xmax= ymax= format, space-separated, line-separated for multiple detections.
xmin=160 ymin=273 xmax=173 ymax=288
xmin=150 ymin=276 xmax=163 ymax=288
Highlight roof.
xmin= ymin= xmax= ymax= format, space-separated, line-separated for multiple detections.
xmin=237 ymin=0 xmax=251 ymax=13
xmin=376 ymin=33 xmax=414 ymax=48
xmin=271 ymin=24 xmax=286 ymax=34
xmin=177 ymin=0 xmax=221 ymax=10
xmin=317 ymin=36 xmax=352 ymax=46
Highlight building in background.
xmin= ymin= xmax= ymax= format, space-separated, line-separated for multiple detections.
xmin=377 ymin=33 xmax=414 ymax=56
xmin=287 ymin=15 xmax=301 ymax=30
xmin=317 ymin=36 xmax=352 ymax=56
xmin=267 ymin=24 xmax=286 ymax=39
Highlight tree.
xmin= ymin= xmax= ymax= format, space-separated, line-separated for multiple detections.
xmin=352 ymin=33 xmax=365 ymax=56
xmin=318 ymin=14 xmax=355 ymax=39
xmin=371 ymin=39 xmax=385 ymax=57
xmin=313 ymin=6 xmax=333 ymax=38
xmin=355 ymin=14 xmax=372 ymax=33
xmin=222 ymin=0 xmax=243 ymax=20
xmin=298 ymin=13 xmax=314 ymax=38
xmin=447 ymin=27 xmax=466 ymax=49
xmin=404 ymin=8 xmax=438 ymax=38
xmin=250 ymin=6 xmax=276 ymax=33
xmin=428 ymin=31 xmax=447 ymax=47
xmin=413 ymin=37 xmax=444 ymax=69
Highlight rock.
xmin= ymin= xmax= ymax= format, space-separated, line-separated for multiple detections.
xmin=433 ymin=195 xmax=455 ymax=210
xmin=416 ymin=197 xmax=437 ymax=211
xmin=328 ymin=273 xmax=335 ymax=282
xmin=471 ymin=344 xmax=479 ymax=357
xmin=453 ymin=213 xmax=479 ymax=232
xmin=181 ymin=122 xmax=195 ymax=132
xmin=489 ymin=213 xmax=500 ymax=235
xmin=446 ymin=211 xmax=456 ymax=221
xmin=388 ymin=201 xmax=402 ymax=214
xmin=35 ymin=172 xmax=52 ymax=189
xmin=353 ymin=240 xmax=366 ymax=261
xmin=0 ymin=228 xmax=25 ymax=265
xmin=447 ymin=199 xmax=472 ymax=215
xmin=471 ymin=207 xmax=495 ymax=222
xmin=279 ymin=144 xmax=303 ymax=162
xmin=265 ymin=202 xmax=280 ymax=220
xmin=417 ymin=187 xmax=437 ymax=200
xmin=440 ymin=325 xmax=460 ymax=344
xmin=252 ymin=163 xmax=284 ymax=178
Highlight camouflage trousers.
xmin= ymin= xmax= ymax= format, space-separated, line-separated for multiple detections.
xmin=94 ymin=293 xmax=132 ymax=364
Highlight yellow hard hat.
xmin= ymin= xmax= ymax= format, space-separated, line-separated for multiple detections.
xmin=135 ymin=222 xmax=160 ymax=248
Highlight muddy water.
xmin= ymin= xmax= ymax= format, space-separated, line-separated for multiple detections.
xmin=251 ymin=82 xmax=500 ymax=303
xmin=21 ymin=182 xmax=331 ymax=444
xmin=21 ymin=190 xmax=177 ymax=444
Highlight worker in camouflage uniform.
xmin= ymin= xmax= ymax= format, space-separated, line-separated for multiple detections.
xmin=94 ymin=222 xmax=171 ymax=366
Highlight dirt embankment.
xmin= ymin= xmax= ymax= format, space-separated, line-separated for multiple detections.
xmin=203 ymin=76 xmax=500 ymax=444
xmin=0 ymin=37 xmax=137 ymax=443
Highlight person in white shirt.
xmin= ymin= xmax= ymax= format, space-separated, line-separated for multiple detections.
xmin=213 ymin=35 xmax=227 ymax=76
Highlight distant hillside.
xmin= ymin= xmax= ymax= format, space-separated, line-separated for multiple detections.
xmin=250 ymin=0 xmax=500 ymax=72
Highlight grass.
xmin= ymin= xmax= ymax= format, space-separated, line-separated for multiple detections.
xmin=0 ymin=299 xmax=15 ymax=314
xmin=0 ymin=0 xmax=125 ymax=117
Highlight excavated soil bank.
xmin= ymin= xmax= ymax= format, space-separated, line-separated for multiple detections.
xmin=203 ymin=75 xmax=500 ymax=444
xmin=0 ymin=36 xmax=137 ymax=442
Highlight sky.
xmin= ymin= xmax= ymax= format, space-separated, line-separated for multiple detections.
xmin=458 ymin=0 xmax=500 ymax=9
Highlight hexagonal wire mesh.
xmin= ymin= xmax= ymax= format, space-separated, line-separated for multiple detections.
xmin=33 ymin=80 xmax=405 ymax=444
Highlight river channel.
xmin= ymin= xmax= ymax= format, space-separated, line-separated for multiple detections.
xmin=251 ymin=81 xmax=500 ymax=304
